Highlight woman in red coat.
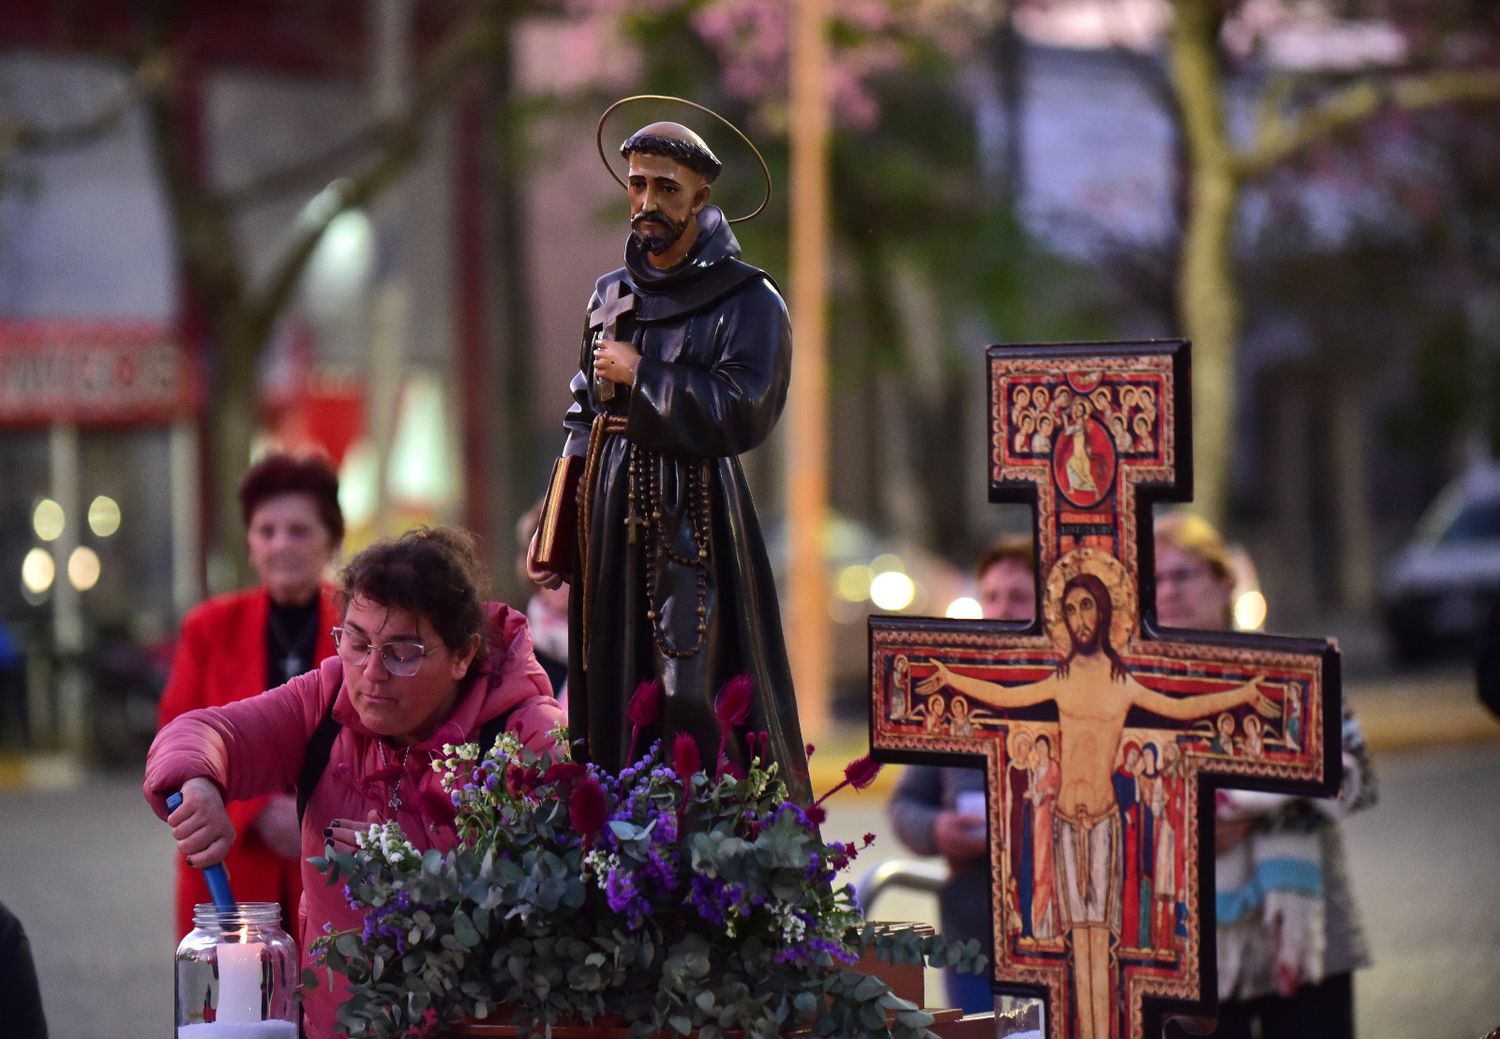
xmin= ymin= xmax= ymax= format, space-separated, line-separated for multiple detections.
xmin=157 ymin=452 xmax=343 ymax=940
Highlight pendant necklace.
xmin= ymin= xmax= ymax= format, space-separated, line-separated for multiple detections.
xmin=379 ymin=742 xmax=413 ymax=812
xmin=268 ymin=602 xmax=319 ymax=681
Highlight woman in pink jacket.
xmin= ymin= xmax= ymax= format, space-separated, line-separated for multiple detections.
xmin=145 ymin=526 xmax=565 ymax=1038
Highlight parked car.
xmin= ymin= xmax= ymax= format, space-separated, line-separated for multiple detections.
xmin=1381 ymin=463 xmax=1500 ymax=662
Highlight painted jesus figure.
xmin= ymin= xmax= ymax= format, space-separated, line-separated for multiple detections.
xmin=919 ymin=569 xmax=1275 ymax=1039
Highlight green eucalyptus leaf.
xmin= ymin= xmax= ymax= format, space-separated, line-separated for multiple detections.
xmin=452 ymin=910 xmax=480 ymax=948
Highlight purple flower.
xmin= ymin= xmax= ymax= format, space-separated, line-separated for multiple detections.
xmin=604 ymin=867 xmax=651 ymax=929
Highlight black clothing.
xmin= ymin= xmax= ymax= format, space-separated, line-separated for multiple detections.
xmin=265 ymin=596 xmax=320 ymax=688
xmin=561 ymin=206 xmax=811 ymax=804
xmin=1203 ymin=972 xmax=1354 ymax=1039
xmin=0 ymin=901 xmax=48 ymax=1039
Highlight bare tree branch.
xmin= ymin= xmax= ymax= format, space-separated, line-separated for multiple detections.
xmin=0 ymin=53 xmax=167 ymax=163
xmin=243 ymin=5 xmax=508 ymax=341
xmin=1237 ymin=66 xmax=1500 ymax=179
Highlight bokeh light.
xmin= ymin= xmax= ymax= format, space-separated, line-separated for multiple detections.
xmin=67 ymin=546 xmax=101 ymax=591
xmin=33 ymin=499 xmax=65 ymax=541
xmin=22 ymin=548 xmax=55 ymax=594
xmin=1234 ymin=590 xmax=1268 ymax=632
xmin=836 ymin=564 xmax=873 ymax=602
xmin=88 ymin=496 xmax=122 ymax=537
xmin=946 ymin=596 xmax=982 ymax=619
xmin=870 ymin=570 xmax=917 ymax=611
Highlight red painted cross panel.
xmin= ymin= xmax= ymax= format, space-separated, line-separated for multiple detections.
xmin=869 ymin=342 xmax=1340 ymax=1039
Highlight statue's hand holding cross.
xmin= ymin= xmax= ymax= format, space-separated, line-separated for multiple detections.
xmin=592 ymin=337 xmax=641 ymax=388
xmin=588 ymin=279 xmax=637 ymax=401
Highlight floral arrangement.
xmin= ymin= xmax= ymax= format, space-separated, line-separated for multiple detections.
xmin=310 ymin=679 xmax=983 ymax=1039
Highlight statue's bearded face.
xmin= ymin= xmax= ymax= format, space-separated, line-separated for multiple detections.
xmin=630 ymin=208 xmax=688 ymax=256
xmin=626 ymin=151 xmax=707 ymax=261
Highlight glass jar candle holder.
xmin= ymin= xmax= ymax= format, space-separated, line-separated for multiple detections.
xmin=175 ymin=902 xmax=298 ymax=1038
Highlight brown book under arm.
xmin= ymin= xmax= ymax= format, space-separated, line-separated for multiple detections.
xmin=533 ymin=454 xmax=581 ymax=577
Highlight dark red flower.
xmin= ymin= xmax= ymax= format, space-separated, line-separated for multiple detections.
xmin=569 ymin=775 xmax=607 ymax=846
xmin=672 ymin=732 xmax=702 ymax=782
xmin=628 ymin=680 xmax=663 ymax=760
xmin=714 ymin=675 xmax=753 ymax=728
xmin=843 ymin=755 xmax=882 ymax=791
xmin=544 ymin=761 xmax=585 ymax=787
xmin=628 ymin=679 xmax=662 ymax=729
xmin=805 ymin=742 xmax=816 ymax=759
xmin=863 ymin=832 xmax=877 ymax=848
xmin=505 ymin=766 xmax=539 ymax=797
xmin=812 ymin=755 xmax=884 ymax=807
xmin=805 ymin=803 xmax=828 ymax=826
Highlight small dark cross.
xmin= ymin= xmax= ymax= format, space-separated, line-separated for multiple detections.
xmin=869 ymin=341 xmax=1340 ymax=1039
xmin=588 ymin=280 xmax=636 ymax=404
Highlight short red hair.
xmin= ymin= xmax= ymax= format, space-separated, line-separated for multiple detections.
xmin=238 ymin=452 xmax=344 ymax=544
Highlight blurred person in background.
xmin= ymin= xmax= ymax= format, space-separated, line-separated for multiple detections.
xmin=517 ymin=499 xmax=569 ymax=707
xmin=146 ymin=526 xmax=564 ymax=1039
xmin=1154 ymin=510 xmax=1376 ymax=1039
xmin=0 ymin=901 xmax=47 ymax=1038
xmin=888 ymin=534 xmax=1036 ymax=1013
xmin=157 ymin=452 xmax=343 ymax=939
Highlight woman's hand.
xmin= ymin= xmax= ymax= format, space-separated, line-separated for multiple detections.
xmin=168 ymin=776 xmax=235 ymax=868
xmin=254 ymin=793 xmax=303 ymax=860
xmin=322 ymin=811 xmax=383 ymax=856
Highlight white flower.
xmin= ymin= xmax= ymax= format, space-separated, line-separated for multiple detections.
xmin=355 ymin=821 xmax=419 ymax=867
xmin=582 ymin=850 xmax=619 ymax=889
xmin=772 ymin=902 xmax=807 ymax=944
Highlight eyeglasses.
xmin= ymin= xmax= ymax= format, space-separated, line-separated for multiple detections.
xmin=330 ymin=627 xmax=432 ymax=677
xmin=1155 ymin=565 xmax=1214 ymax=588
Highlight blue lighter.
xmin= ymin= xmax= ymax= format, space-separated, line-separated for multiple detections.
xmin=164 ymin=790 xmax=236 ymax=912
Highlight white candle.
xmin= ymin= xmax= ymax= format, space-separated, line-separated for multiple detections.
xmin=215 ymin=939 xmax=264 ymax=1024
xmin=178 ymin=1021 xmax=297 ymax=1038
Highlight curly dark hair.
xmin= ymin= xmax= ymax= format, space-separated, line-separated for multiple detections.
xmin=239 ymin=452 xmax=344 ymax=543
xmin=619 ymin=131 xmax=722 ymax=183
xmin=338 ymin=526 xmax=489 ymax=653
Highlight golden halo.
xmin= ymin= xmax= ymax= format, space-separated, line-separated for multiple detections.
xmin=1007 ymin=726 xmax=1035 ymax=762
xmin=595 ymin=94 xmax=773 ymax=224
xmin=1042 ymin=548 xmax=1137 ymax=656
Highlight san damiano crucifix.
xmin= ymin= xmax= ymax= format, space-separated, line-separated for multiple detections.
xmin=869 ymin=341 xmax=1340 ymax=1039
